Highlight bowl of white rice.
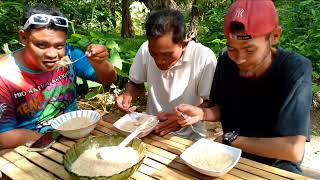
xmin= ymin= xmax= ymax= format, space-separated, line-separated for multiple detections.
xmin=180 ymin=138 xmax=241 ymax=177
xmin=63 ymin=134 xmax=146 ymax=179
xmin=51 ymin=110 xmax=101 ymax=139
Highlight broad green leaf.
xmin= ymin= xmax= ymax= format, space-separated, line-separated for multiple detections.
xmin=89 ymin=31 xmax=113 ymax=40
xmin=71 ymin=34 xmax=85 ymax=39
xmin=87 ymin=80 xmax=102 ymax=88
xmin=109 ymin=48 xmax=123 ymax=70
xmin=76 ymin=77 xmax=84 ymax=84
xmin=115 ymin=67 xmax=129 ymax=78
xmin=77 ymin=38 xmax=90 ymax=48
xmin=105 ymin=40 xmax=120 ymax=51
xmin=84 ymin=91 xmax=98 ymax=100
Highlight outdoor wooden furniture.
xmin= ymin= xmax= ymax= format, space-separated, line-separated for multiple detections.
xmin=0 ymin=111 xmax=312 ymax=180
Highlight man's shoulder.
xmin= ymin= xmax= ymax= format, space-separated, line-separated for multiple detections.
xmin=133 ymin=41 xmax=152 ymax=63
xmin=188 ymin=41 xmax=215 ymax=56
xmin=276 ymin=48 xmax=311 ymax=71
xmin=138 ymin=41 xmax=149 ymax=51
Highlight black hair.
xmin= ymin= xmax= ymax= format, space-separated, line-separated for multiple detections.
xmin=230 ymin=22 xmax=245 ymax=34
xmin=23 ymin=4 xmax=67 ymax=32
xmin=145 ymin=9 xmax=186 ymax=44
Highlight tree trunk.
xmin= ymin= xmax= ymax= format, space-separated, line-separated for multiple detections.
xmin=188 ymin=0 xmax=199 ymax=41
xmin=139 ymin=0 xmax=177 ymax=11
xmin=110 ymin=0 xmax=116 ymax=27
xmin=121 ymin=0 xmax=134 ymax=37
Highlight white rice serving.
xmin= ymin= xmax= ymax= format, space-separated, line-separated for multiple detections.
xmin=190 ymin=149 xmax=234 ymax=172
xmin=71 ymin=146 xmax=139 ymax=177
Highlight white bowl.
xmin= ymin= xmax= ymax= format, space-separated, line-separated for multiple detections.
xmin=180 ymin=138 xmax=241 ymax=177
xmin=51 ymin=110 xmax=101 ymax=139
xmin=113 ymin=112 xmax=159 ymax=138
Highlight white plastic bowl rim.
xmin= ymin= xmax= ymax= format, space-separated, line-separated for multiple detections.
xmin=51 ymin=110 xmax=101 ymax=130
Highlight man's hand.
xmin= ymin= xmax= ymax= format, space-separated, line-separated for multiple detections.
xmin=84 ymin=44 xmax=116 ymax=85
xmin=175 ymin=104 xmax=204 ymax=127
xmin=155 ymin=112 xmax=182 ymax=136
xmin=86 ymin=44 xmax=109 ymax=63
xmin=115 ymin=81 xmax=144 ymax=112
xmin=116 ymin=93 xmax=136 ymax=112
xmin=214 ymin=134 xmax=223 ymax=143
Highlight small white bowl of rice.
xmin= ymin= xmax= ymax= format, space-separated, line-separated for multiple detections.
xmin=180 ymin=138 xmax=241 ymax=177
xmin=51 ymin=110 xmax=101 ymax=139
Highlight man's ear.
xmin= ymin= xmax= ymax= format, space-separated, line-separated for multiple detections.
xmin=18 ymin=30 xmax=28 ymax=45
xmin=181 ymin=40 xmax=189 ymax=50
xmin=270 ymin=26 xmax=282 ymax=46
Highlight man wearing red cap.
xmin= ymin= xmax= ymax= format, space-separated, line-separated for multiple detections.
xmin=174 ymin=0 xmax=312 ymax=174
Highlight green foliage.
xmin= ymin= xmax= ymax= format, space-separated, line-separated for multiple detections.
xmin=275 ymin=0 xmax=320 ymax=91
xmin=67 ymin=32 xmax=145 ymax=88
xmin=0 ymin=1 xmax=24 ymax=52
xmin=197 ymin=2 xmax=229 ymax=55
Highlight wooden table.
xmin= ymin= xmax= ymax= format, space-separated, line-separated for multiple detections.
xmin=0 ymin=111 xmax=312 ymax=180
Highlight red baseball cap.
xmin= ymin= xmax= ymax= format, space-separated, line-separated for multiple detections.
xmin=224 ymin=0 xmax=278 ymax=40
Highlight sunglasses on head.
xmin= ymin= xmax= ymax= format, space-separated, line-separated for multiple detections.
xmin=23 ymin=14 xmax=68 ymax=30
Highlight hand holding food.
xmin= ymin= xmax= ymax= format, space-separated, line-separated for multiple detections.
xmin=175 ymin=104 xmax=204 ymax=127
xmin=85 ymin=44 xmax=109 ymax=63
xmin=116 ymin=93 xmax=136 ymax=112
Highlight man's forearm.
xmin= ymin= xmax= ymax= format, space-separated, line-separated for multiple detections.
xmin=124 ymin=81 xmax=145 ymax=101
xmin=91 ymin=60 xmax=116 ymax=85
xmin=0 ymin=129 xmax=42 ymax=149
xmin=232 ymin=135 xmax=306 ymax=162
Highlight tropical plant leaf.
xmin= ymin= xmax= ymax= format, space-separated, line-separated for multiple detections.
xmin=114 ymin=67 xmax=129 ymax=78
xmin=109 ymin=48 xmax=123 ymax=70
xmin=105 ymin=40 xmax=120 ymax=51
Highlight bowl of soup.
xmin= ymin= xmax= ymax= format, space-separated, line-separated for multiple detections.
xmin=51 ymin=110 xmax=101 ymax=139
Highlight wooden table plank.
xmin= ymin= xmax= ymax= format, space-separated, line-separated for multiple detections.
xmin=228 ymin=168 xmax=267 ymax=180
xmin=239 ymin=158 xmax=312 ymax=180
xmin=2 ymin=151 xmax=56 ymax=180
xmin=162 ymin=133 xmax=194 ymax=146
xmin=132 ymin=170 xmax=157 ymax=180
xmin=142 ymin=158 xmax=199 ymax=180
xmin=148 ymin=134 xmax=189 ymax=150
xmin=51 ymin=142 xmax=70 ymax=153
xmin=14 ymin=146 xmax=71 ymax=180
xmin=234 ymin=163 xmax=289 ymax=180
xmin=40 ymin=148 xmax=64 ymax=164
xmin=0 ymin=157 xmax=35 ymax=180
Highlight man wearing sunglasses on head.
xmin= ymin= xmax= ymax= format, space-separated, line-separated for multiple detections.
xmin=0 ymin=4 xmax=116 ymax=149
